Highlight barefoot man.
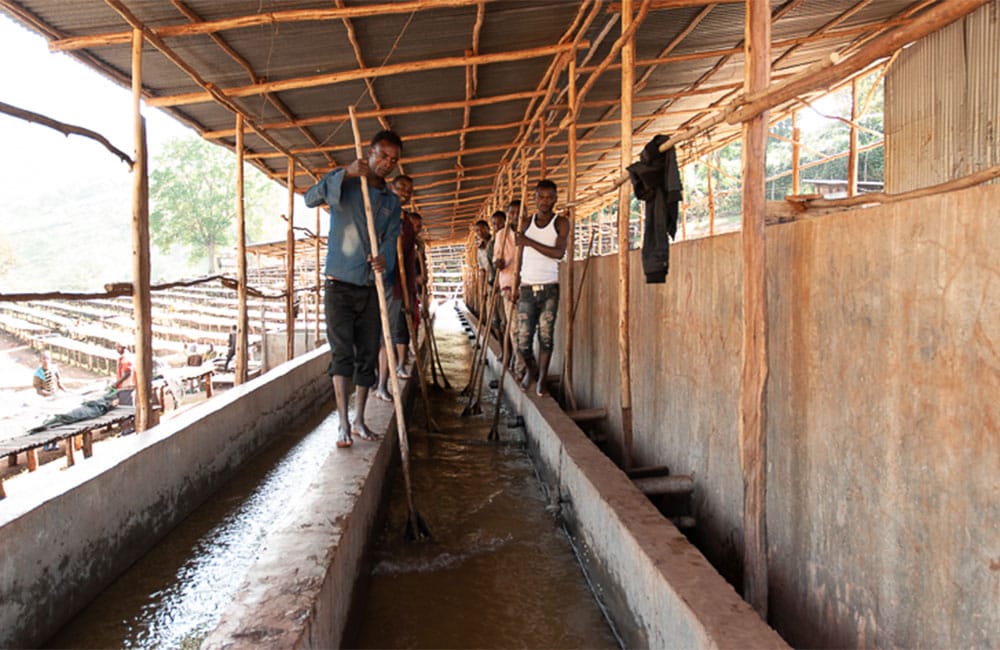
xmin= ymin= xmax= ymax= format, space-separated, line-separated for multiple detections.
xmin=513 ymin=179 xmax=569 ymax=396
xmin=305 ymin=130 xmax=403 ymax=448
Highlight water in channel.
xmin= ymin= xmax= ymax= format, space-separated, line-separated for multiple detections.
xmin=46 ymin=301 xmax=619 ymax=649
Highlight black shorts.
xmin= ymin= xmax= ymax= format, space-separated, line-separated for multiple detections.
xmin=388 ymin=297 xmax=410 ymax=346
xmin=324 ymin=278 xmax=382 ymax=387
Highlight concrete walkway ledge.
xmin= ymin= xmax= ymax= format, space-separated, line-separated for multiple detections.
xmin=202 ymin=369 xmax=412 ymax=649
xmin=478 ymin=329 xmax=788 ymax=648
xmin=0 ymin=347 xmax=335 ymax=649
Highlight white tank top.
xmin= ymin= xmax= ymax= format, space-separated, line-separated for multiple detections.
xmin=520 ymin=213 xmax=561 ymax=285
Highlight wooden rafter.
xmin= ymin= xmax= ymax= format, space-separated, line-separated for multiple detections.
xmin=50 ymin=0 xmax=488 ymax=51
xmin=147 ymin=42 xmax=584 ymax=108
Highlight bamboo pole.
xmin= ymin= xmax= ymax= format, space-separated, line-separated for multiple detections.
xmin=740 ymin=0 xmax=770 ymax=619
xmin=148 ymin=42 xmax=584 ymax=108
xmin=235 ymin=114 xmax=249 ymax=385
xmin=616 ymin=0 xmax=635 ymax=471
xmin=130 ymin=28 xmax=155 ymax=431
xmin=562 ymin=53 xmax=578 ymax=411
xmin=286 ymin=157 xmax=296 ymax=362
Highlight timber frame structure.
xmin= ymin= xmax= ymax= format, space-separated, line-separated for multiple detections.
xmin=0 ymin=0 xmax=986 ymax=242
xmin=2 ymin=0 xmax=997 ymax=647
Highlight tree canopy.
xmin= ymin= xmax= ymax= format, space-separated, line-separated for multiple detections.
xmin=150 ymin=137 xmax=272 ymax=273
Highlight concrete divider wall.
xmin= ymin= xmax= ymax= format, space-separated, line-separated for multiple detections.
xmin=549 ymin=183 xmax=1000 ymax=648
xmin=0 ymin=347 xmax=333 ymax=648
xmin=481 ymin=338 xmax=788 ymax=649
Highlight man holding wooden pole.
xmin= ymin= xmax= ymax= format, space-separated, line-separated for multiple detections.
xmin=511 ymin=180 xmax=569 ymax=397
xmin=304 ymin=130 xmax=403 ymax=448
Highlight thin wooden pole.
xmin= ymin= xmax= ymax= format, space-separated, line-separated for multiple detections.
xmin=539 ymin=119 xmax=547 ymax=178
xmin=130 ymin=28 xmax=155 ymax=431
xmin=348 ymin=105 xmax=426 ymax=540
xmin=286 ymin=157 xmax=296 ymax=362
xmin=562 ymin=53 xmax=578 ymax=411
xmin=740 ymin=0 xmax=770 ymax=619
xmin=617 ymin=0 xmax=635 ymax=471
xmin=707 ymin=155 xmax=716 ymax=237
xmin=848 ymin=77 xmax=858 ymax=197
xmin=791 ymin=112 xmax=800 ymax=195
xmin=315 ymin=207 xmax=322 ymax=346
xmin=235 ymin=114 xmax=249 ymax=385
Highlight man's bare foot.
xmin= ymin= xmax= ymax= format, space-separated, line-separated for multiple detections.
xmin=375 ymin=387 xmax=393 ymax=402
xmin=535 ymin=382 xmax=548 ymax=397
xmin=520 ymin=373 xmax=531 ymax=390
xmin=352 ymin=422 xmax=381 ymax=442
xmin=395 ymin=366 xmax=411 ymax=380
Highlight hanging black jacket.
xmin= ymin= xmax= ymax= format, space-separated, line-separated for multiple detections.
xmin=627 ymin=134 xmax=682 ymax=283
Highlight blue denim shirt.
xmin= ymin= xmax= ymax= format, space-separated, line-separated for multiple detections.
xmin=304 ymin=168 xmax=401 ymax=287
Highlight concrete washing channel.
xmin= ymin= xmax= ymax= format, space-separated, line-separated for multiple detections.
xmin=0 ymin=303 xmax=786 ymax=648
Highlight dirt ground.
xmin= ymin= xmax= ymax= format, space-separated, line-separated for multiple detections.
xmin=0 ymin=333 xmax=215 ymax=490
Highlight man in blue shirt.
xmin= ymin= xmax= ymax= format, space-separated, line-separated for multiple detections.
xmin=305 ymin=130 xmax=403 ymax=448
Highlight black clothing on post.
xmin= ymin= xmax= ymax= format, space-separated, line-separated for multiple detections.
xmin=627 ymin=134 xmax=683 ymax=283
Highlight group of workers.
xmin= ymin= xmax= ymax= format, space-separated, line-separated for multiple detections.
xmin=472 ymin=181 xmax=570 ymax=398
xmin=33 ymin=343 xmax=135 ymax=404
xmin=304 ymin=127 xmax=568 ymax=449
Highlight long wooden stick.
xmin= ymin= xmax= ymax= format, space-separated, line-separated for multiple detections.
xmin=488 ymin=162 xmax=530 ymax=438
xmin=348 ymin=106 xmax=424 ymax=540
xmin=397 ymin=237 xmax=439 ymax=431
xmin=0 ymin=101 xmax=133 ymax=167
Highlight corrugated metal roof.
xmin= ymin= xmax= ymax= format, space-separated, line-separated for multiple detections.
xmin=0 ymin=0 xmax=952 ymax=241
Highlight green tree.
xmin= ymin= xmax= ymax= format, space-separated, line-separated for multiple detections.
xmin=150 ymin=137 xmax=272 ymax=272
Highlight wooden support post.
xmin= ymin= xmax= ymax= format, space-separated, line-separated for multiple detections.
xmin=707 ymin=155 xmax=716 ymax=237
xmin=26 ymin=449 xmax=38 ymax=472
xmin=848 ymin=77 xmax=858 ymax=197
xmin=740 ymin=0 xmax=770 ymax=619
xmin=82 ymin=431 xmax=93 ymax=458
xmin=235 ymin=114 xmax=249 ymax=385
xmin=562 ymin=53 xmax=578 ymax=411
xmin=131 ymin=28 xmax=156 ymax=432
xmin=286 ymin=157 xmax=296 ymax=362
xmin=791 ymin=112 xmax=800 ymax=195
xmin=65 ymin=436 xmax=75 ymax=468
xmin=617 ymin=0 xmax=635 ymax=471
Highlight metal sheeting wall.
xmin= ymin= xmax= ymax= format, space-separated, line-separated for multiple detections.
xmin=885 ymin=1 xmax=1000 ymax=193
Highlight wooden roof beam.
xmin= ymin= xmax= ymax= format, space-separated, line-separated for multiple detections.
xmin=243 ymin=120 xmax=524 ymax=160
xmin=102 ymin=0 xmax=317 ymax=187
xmin=167 ymin=0 xmax=334 ymax=166
xmin=203 ymin=91 xmax=542 ymax=139
xmin=147 ymin=42 xmax=585 ymax=108
xmin=606 ymin=0 xmax=741 ymax=10
xmin=51 ymin=0 xmax=488 ymax=51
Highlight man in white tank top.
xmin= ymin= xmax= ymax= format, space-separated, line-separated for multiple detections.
xmin=512 ymin=179 xmax=569 ymax=396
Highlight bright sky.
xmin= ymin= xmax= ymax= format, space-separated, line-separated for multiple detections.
xmin=0 ymin=16 xmax=193 ymax=188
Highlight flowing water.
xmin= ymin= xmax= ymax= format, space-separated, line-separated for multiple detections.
xmin=46 ymin=302 xmax=619 ymax=649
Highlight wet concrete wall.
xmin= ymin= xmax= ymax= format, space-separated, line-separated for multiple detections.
xmin=554 ymin=183 xmax=1000 ymax=648
xmin=480 ymin=338 xmax=787 ymax=649
xmin=0 ymin=348 xmax=332 ymax=648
